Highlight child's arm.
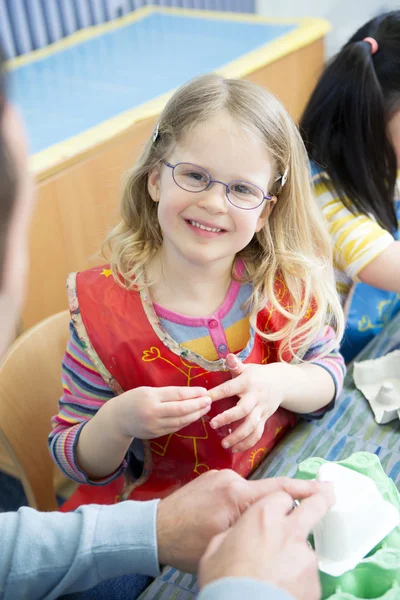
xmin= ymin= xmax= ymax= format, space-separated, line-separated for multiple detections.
xmin=50 ymin=322 xmax=212 ymax=482
xmin=357 ymin=241 xmax=400 ymax=292
xmin=282 ymin=324 xmax=345 ymax=417
xmin=208 ymin=326 xmax=345 ymax=453
xmin=48 ymin=322 xmax=125 ymax=485
xmin=75 ymin=385 xmax=211 ymax=480
xmin=318 ymin=184 xmax=400 ymax=292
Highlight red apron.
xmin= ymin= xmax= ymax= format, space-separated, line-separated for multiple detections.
xmin=61 ymin=266 xmax=300 ymax=511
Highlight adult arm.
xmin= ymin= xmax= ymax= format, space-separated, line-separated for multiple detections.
xmin=0 ymin=500 xmax=160 ymax=600
xmin=1 ymin=472 xmax=324 ymax=600
xmin=198 ymin=579 xmax=294 ymax=600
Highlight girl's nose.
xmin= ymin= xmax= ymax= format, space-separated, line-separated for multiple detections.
xmin=197 ymin=182 xmax=229 ymax=214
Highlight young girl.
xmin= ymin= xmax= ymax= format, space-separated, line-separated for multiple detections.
xmin=49 ymin=74 xmax=345 ymax=507
xmin=300 ymin=11 xmax=400 ymax=362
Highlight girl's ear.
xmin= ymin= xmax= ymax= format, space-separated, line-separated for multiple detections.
xmin=148 ymin=165 xmax=161 ymax=202
xmin=255 ymin=195 xmax=277 ymax=232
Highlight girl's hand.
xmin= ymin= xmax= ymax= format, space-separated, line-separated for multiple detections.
xmin=208 ymin=354 xmax=286 ymax=453
xmin=112 ymin=386 xmax=211 ymax=440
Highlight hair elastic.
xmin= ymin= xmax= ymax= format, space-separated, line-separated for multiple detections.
xmin=363 ymin=37 xmax=379 ymax=55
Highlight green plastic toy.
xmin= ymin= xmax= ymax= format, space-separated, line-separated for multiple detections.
xmin=295 ymin=452 xmax=400 ymax=600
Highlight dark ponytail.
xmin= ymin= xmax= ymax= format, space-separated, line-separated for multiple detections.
xmin=300 ymin=11 xmax=400 ymax=232
xmin=0 ymin=44 xmax=18 ymax=286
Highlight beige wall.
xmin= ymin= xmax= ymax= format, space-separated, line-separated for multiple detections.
xmin=256 ymin=0 xmax=397 ymax=58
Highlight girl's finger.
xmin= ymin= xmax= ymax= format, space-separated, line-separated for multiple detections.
xmin=159 ymin=386 xmax=208 ymax=402
xmin=220 ymin=408 xmax=263 ymax=449
xmin=210 ymin=394 xmax=256 ymax=429
xmin=225 ymin=353 xmax=246 ymax=378
xmin=160 ymin=396 xmax=211 ymax=418
xmin=208 ymin=375 xmax=245 ymax=402
xmin=230 ymin=422 xmax=265 ymax=453
xmin=161 ymin=404 xmax=211 ymax=432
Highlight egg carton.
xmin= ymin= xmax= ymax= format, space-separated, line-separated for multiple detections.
xmin=353 ymin=350 xmax=400 ymax=424
xmin=295 ymin=452 xmax=400 ymax=600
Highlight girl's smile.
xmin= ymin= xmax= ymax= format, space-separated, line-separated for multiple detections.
xmin=185 ymin=218 xmax=227 ymax=237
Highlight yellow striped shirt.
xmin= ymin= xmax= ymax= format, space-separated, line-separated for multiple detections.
xmin=312 ymin=170 xmax=400 ymax=305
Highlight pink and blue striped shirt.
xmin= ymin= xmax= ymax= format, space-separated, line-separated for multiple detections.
xmin=49 ymin=277 xmax=345 ymax=484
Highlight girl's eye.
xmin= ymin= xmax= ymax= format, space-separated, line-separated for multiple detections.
xmin=187 ymin=171 xmax=207 ymax=182
xmin=231 ymin=183 xmax=253 ymax=195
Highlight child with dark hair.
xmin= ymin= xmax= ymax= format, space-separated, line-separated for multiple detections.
xmin=300 ymin=11 xmax=400 ymax=361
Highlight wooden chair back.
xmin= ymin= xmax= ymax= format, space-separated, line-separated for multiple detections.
xmin=0 ymin=310 xmax=72 ymax=511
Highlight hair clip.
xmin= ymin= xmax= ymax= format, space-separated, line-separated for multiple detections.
xmin=281 ymin=163 xmax=289 ymax=187
xmin=275 ymin=163 xmax=289 ymax=187
xmin=152 ymin=122 xmax=159 ymax=143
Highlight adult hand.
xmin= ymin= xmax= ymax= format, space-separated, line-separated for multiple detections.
xmin=156 ymin=469 xmax=332 ymax=574
xmin=209 ymin=354 xmax=285 ymax=452
xmin=113 ymin=385 xmax=211 ymax=439
xmin=199 ymin=483 xmax=335 ymax=600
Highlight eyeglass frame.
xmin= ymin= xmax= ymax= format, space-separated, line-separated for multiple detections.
xmin=162 ymin=160 xmax=274 ymax=211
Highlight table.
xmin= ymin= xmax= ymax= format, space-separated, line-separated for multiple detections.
xmin=138 ymin=311 xmax=400 ymax=599
xmin=8 ymin=6 xmax=329 ymax=329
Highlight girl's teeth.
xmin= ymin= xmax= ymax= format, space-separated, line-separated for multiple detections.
xmin=189 ymin=220 xmax=221 ymax=233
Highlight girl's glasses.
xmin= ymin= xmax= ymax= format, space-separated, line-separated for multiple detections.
xmin=163 ymin=161 xmax=273 ymax=210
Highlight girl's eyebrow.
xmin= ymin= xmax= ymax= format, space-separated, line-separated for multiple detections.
xmin=202 ymin=162 xmax=266 ymax=183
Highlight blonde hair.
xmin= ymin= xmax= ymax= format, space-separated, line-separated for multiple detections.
xmin=104 ymin=74 xmax=344 ymax=361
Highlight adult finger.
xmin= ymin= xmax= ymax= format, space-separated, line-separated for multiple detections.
xmin=210 ymin=394 xmax=257 ymax=429
xmin=238 ymin=478 xmax=331 ymax=510
xmin=239 ymin=490 xmax=296 ymax=527
xmin=220 ymin=409 xmax=263 ymax=449
xmin=160 ymin=386 xmax=208 ymax=402
xmin=201 ymin=530 xmax=230 ymax=563
xmin=288 ymin=486 xmax=335 ymax=539
xmin=208 ymin=377 xmax=244 ymax=402
xmin=160 ymin=396 xmax=211 ymax=418
xmin=161 ymin=404 xmax=211 ymax=432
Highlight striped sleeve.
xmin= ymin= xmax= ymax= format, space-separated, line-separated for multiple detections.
xmin=48 ymin=321 xmax=127 ymax=485
xmin=313 ymin=175 xmax=394 ymax=282
xmin=302 ymin=325 xmax=346 ymax=420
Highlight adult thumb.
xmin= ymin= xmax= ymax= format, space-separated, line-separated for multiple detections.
xmin=201 ymin=529 xmax=230 ymax=563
